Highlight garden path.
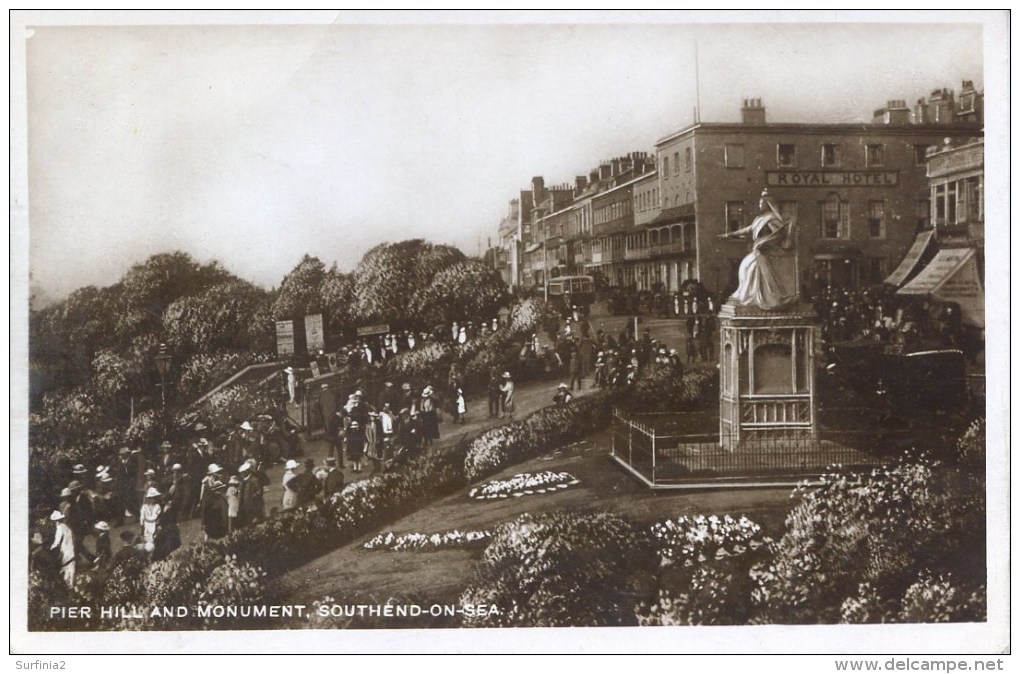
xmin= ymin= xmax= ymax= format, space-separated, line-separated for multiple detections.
xmin=266 ymin=427 xmax=793 ymax=611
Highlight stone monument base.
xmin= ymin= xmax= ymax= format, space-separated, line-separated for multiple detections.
xmin=718 ymin=300 xmax=820 ymax=452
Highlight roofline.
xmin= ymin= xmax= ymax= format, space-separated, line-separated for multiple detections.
xmin=655 ymin=122 xmax=984 ymax=147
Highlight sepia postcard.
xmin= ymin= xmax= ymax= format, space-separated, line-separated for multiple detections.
xmin=9 ymin=10 xmax=1010 ymax=657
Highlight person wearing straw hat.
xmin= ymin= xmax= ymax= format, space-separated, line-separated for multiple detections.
xmin=91 ymin=521 xmax=112 ymax=571
xmin=345 ymin=419 xmax=366 ymax=472
xmin=49 ymin=510 xmax=75 ymax=588
xmin=418 ymin=386 xmax=440 ymax=449
xmin=499 ymin=372 xmax=515 ymax=420
xmin=553 ymin=383 xmax=573 ymax=406
xmin=199 ymin=463 xmax=223 ymax=510
xmin=240 ymin=460 xmax=267 ymax=525
xmin=201 ymin=481 xmax=230 ymax=541
xmin=139 ymin=487 xmax=162 ymax=552
xmin=281 ymin=459 xmax=300 ymax=510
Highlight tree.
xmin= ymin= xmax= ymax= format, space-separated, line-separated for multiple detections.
xmin=409 ymin=260 xmax=508 ymax=328
xmin=272 ymin=255 xmax=326 ymax=321
xmin=351 ymin=240 xmax=465 ymax=327
xmin=163 ymin=279 xmax=272 ymax=354
xmin=320 ymin=265 xmax=355 ymax=341
xmin=119 ymin=252 xmax=231 ymax=338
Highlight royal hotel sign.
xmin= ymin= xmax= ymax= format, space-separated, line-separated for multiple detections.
xmin=766 ymin=171 xmax=899 ymax=187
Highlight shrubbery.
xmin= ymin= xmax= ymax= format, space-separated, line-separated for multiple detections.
xmin=460 ymin=511 xmax=657 ymax=627
xmin=750 ymin=451 xmax=985 ymax=624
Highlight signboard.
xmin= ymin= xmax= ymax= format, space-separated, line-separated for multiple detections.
xmin=305 ymin=313 xmax=325 ymax=352
xmin=275 ymin=320 xmax=295 ymax=356
xmin=898 ymin=248 xmax=984 ymax=328
xmin=766 ymin=171 xmax=898 ymax=187
xmin=885 ymin=230 xmax=935 ymax=287
xmin=357 ymin=323 xmax=390 ymax=337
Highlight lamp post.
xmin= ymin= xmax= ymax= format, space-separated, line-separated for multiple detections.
xmin=155 ymin=343 xmax=172 ymax=408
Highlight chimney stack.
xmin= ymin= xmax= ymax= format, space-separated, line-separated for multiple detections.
xmin=741 ymin=97 xmax=766 ymax=124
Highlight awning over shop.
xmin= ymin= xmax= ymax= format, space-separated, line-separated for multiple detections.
xmin=884 ymin=230 xmax=935 ymax=287
xmin=897 ymin=247 xmax=984 ymax=327
xmin=645 ymin=204 xmax=695 ymax=227
xmin=524 ymin=242 xmax=543 ymax=254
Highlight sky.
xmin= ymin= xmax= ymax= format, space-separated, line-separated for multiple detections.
xmin=17 ymin=11 xmax=991 ymax=307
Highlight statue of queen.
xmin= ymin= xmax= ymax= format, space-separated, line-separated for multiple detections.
xmin=718 ymin=188 xmax=798 ymax=310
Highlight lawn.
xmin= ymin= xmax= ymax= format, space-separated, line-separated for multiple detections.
xmin=267 ymin=426 xmax=795 ymax=622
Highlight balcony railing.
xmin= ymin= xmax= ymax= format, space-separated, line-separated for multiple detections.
xmin=649 ymin=241 xmax=687 ymax=256
xmin=624 ymin=247 xmax=650 ymax=261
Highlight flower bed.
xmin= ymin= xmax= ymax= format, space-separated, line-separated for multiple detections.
xmin=363 ymin=529 xmax=491 ymax=552
xmin=36 ymin=363 xmax=686 ymax=630
xmin=650 ymin=514 xmax=770 ymax=566
xmin=468 ymin=471 xmax=579 ymax=499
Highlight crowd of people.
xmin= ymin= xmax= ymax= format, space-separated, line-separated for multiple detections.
xmin=287 ymin=317 xmax=505 ymax=402
xmin=811 ymin=286 xmax=971 ymax=356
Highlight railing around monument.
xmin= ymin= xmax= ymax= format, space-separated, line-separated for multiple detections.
xmin=610 ymin=408 xmax=896 ymax=488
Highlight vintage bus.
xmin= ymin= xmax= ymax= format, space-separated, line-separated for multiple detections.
xmin=546 ymin=275 xmax=595 ymax=315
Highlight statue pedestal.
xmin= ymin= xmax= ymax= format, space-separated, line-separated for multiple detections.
xmin=718 ymin=301 xmax=820 ymax=451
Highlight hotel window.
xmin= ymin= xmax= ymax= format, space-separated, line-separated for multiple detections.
xmin=821 ymin=143 xmax=842 ymax=167
xmin=946 ymin=182 xmax=958 ymax=224
xmin=933 ymin=184 xmax=946 ymax=223
xmin=916 ymin=198 xmax=930 ymax=230
xmin=777 ymin=143 xmax=796 ymax=168
xmin=673 ymin=152 xmax=680 ymax=176
xmin=685 ymin=147 xmax=692 ymax=172
xmin=725 ymin=144 xmax=745 ymax=168
xmin=865 ymin=144 xmax=885 ymax=167
xmin=662 ymin=156 xmax=669 ymax=178
xmin=868 ymin=200 xmax=886 ymax=238
xmin=725 ymin=201 xmax=745 ymax=233
xmin=819 ymin=194 xmax=848 ymax=239
xmin=914 ymin=144 xmax=930 ymax=166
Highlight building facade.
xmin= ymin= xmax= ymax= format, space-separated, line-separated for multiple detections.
xmin=491 ymin=81 xmax=983 ymax=301
xmin=655 ymin=91 xmax=982 ymax=299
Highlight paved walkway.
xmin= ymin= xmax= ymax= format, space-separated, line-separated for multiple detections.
xmin=104 ymin=376 xmax=598 ymax=552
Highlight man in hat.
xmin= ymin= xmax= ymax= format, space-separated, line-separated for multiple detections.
xmin=319 ymin=382 xmax=339 ymax=458
xmin=568 ymin=349 xmax=582 ymax=391
xmin=66 ymin=480 xmax=94 ymax=557
xmin=500 ymin=372 xmax=515 ymax=420
xmin=92 ymin=470 xmax=119 ymax=526
xmin=239 ymin=460 xmax=267 ymax=526
xmin=91 ymin=521 xmax=112 ymax=571
xmin=49 ymin=510 xmax=75 ymax=588
xmin=115 ymin=447 xmax=139 ymax=520
xmin=284 ymin=366 xmax=297 ymax=403
xmin=418 ymin=386 xmax=440 ymax=449
xmin=553 ymin=383 xmax=573 ymax=406
xmin=399 ymin=382 xmax=416 ymax=417
xmin=201 ymin=481 xmax=230 ymax=541
xmin=168 ymin=463 xmax=194 ymax=521
xmin=323 ymin=457 xmax=345 ymax=497
xmin=71 ymin=463 xmax=91 ymax=490
xmin=487 ymin=367 xmax=502 ymax=419
xmin=157 ymin=440 xmax=176 ymax=479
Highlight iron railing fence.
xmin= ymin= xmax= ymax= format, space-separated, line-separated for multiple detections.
xmin=610 ymin=407 xmax=934 ymax=486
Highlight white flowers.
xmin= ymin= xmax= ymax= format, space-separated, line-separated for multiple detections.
xmin=468 ymin=471 xmax=580 ymax=500
xmin=363 ymin=529 xmax=491 ymax=552
xmin=651 ymin=514 xmax=768 ymax=565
